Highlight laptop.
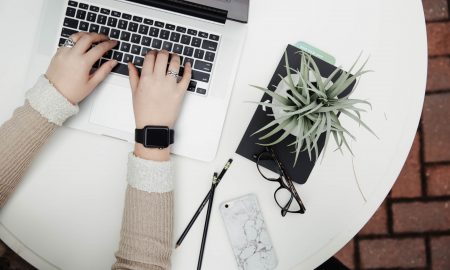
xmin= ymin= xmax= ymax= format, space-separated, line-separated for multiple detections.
xmin=25 ymin=0 xmax=248 ymax=161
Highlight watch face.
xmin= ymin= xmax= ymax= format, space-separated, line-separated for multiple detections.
xmin=144 ymin=127 xmax=170 ymax=148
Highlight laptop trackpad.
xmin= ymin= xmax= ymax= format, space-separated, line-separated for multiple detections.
xmin=89 ymin=84 xmax=135 ymax=133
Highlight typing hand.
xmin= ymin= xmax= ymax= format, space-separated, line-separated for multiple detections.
xmin=46 ymin=32 xmax=118 ymax=104
xmin=128 ymin=50 xmax=192 ymax=161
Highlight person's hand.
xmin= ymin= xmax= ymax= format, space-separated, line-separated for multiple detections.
xmin=46 ymin=32 xmax=118 ymax=104
xmin=128 ymin=50 xmax=192 ymax=161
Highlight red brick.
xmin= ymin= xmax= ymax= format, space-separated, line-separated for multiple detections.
xmin=393 ymin=201 xmax=450 ymax=232
xmin=359 ymin=238 xmax=426 ymax=268
xmin=334 ymin=240 xmax=354 ymax=269
xmin=427 ymin=165 xmax=450 ymax=196
xmin=422 ymin=93 xmax=450 ymax=162
xmin=427 ymin=57 xmax=450 ymax=92
xmin=392 ymin=133 xmax=422 ymax=198
xmin=422 ymin=0 xmax=449 ymax=21
xmin=359 ymin=202 xmax=388 ymax=235
xmin=431 ymin=236 xmax=450 ymax=270
xmin=427 ymin=22 xmax=450 ymax=56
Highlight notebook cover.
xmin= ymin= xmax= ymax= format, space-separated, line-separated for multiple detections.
xmin=236 ymin=44 xmax=355 ymax=184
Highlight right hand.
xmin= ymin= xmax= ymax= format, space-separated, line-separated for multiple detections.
xmin=128 ymin=50 xmax=192 ymax=129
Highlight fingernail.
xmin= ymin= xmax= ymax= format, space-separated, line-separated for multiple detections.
xmin=112 ymin=60 xmax=118 ymax=67
xmin=186 ymin=61 xmax=191 ymax=67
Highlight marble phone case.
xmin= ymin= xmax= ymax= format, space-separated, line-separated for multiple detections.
xmin=220 ymin=194 xmax=278 ymax=270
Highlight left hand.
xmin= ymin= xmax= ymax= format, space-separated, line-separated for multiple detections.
xmin=46 ymin=32 xmax=118 ymax=104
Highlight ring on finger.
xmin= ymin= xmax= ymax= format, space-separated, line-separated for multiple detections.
xmin=167 ymin=69 xmax=179 ymax=78
xmin=61 ymin=37 xmax=76 ymax=48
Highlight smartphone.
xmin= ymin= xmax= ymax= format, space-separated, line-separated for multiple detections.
xmin=220 ymin=194 xmax=278 ymax=270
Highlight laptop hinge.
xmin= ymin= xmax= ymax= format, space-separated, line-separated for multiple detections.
xmin=125 ymin=0 xmax=228 ymax=24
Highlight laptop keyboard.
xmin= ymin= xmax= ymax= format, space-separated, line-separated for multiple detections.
xmin=59 ymin=0 xmax=221 ymax=96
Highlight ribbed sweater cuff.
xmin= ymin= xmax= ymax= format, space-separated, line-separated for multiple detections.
xmin=25 ymin=75 xmax=79 ymax=126
xmin=127 ymin=153 xmax=173 ymax=193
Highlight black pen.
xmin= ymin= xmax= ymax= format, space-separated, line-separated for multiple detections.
xmin=175 ymin=158 xmax=233 ymax=248
xmin=197 ymin=173 xmax=218 ymax=270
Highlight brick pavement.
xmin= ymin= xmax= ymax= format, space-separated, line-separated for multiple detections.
xmin=335 ymin=0 xmax=450 ymax=268
xmin=0 ymin=0 xmax=449 ymax=269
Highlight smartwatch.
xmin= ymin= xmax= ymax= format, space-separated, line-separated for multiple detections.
xmin=135 ymin=126 xmax=175 ymax=149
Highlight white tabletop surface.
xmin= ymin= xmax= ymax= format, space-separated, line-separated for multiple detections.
xmin=0 ymin=0 xmax=427 ymax=269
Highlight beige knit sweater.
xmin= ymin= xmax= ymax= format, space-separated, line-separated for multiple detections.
xmin=0 ymin=76 xmax=173 ymax=270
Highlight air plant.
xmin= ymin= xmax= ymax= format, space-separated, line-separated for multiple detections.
xmin=250 ymin=51 xmax=377 ymax=166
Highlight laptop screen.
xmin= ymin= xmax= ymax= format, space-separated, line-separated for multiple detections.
xmin=125 ymin=0 xmax=249 ymax=23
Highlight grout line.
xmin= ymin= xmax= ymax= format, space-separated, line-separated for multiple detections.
xmin=418 ymin=124 xmax=428 ymax=197
xmin=357 ymin=230 xmax=450 ymax=240
xmin=354 ymin=237 xmax=361 ymax=270
xmin=424 ymin=160 xmax=450 ymax=166
xmin=425 ymin=89 xmax=450 ymax=96
xmin=390 ymin=196 xmax=450 ymax=203
xmin=386 ymin=194 xmax=394 ymax=235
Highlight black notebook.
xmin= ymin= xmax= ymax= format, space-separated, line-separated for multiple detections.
xmin=236 ymin=44 xmax=355 ymax=184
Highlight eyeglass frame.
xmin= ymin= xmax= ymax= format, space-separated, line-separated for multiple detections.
xmin=253 ymin=146 xmax=306 ymax=216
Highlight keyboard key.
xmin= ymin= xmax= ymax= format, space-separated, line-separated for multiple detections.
xmin=152 ymin=39 xmax=162 ymax=49
xmin=104 ymin=50 xmax=113 ymax=59
xmin=118 ymin=20 xmax=128 ymax=30
xmin=191 ymin=37 xmax=201 ymax=47
xmin=170 ymin=32 xmax=180 ymax=42
xmin=101 ymin=8 xmax=110 ymax=15
xmin=162 ymin=41 xmax=173 ymax=51
xmin=113 ymin=41 xmax=120 ymax=50
xmin=141 ymin=47 xmax=150 ymax=56
xmin=110 ymin=29 xmax=120 ymax=38
xmin=64 ymin=18 xmax=79 ymax=29
xmin=187 ymin=29 xmax=197 ymax=36
xmin=149 ymin=27 xmax=159 ymax=37
xmin=173 ymin=44 xmax=183 ymax=54
xmin=194 ymin=60 xmax=212 ymax=72
xmin=165 ymin=23 xmax=175 ymax=30
xmin=133 ymin=16 xmax=143 ymax=23
xmin=176 ymin=26 xmax=186 ymax=33
xmin=59 ymin=38 xmax=67 ymax=46
xmin=159 ymin=30 xmax=170 ymax=40
xmin=87 ymin=12 xmax=96 ymax=22
xmin=113 ymin=51 xmax=123 ymax=61
xmin=199 ymin=31 xmax=208 ymax=38
xmin=128 ymin=22 xmax=138 ymax=32
xmin=144 ymin=18 xmax=153 ymax=25
xmin=204 ymin=51 xmax=215 ymax=62
xmin=201 ymin=40 xmax=218 ymax=51
xmin=79 ymin=3 xmax=88 ymax=9
xmin=192 ymin=70 xmax=210 ymax=83
xmin=209 ymin=34 xmax=219 ymax=41
xmin=196 ymin=88 xmax=207 ymax=95
xmin=194 ymin=49 xmax=205 ymax=59
xmin=89 ymin=24 xmax=99 ymax=33
xmin=131 ymin=34 xmax=141 ymax=44
xmin=76 ymin=10 xmax=86 ymax=20
xmin=183 ymin=46 xmax=194 ymax=56
xmin=120 ymin=42 xmax=131 ymax=52
xmin=120 ymin=31 xmax=131 ymax=41
xmin=66 ymin=7 xmax=76 ymax=17
xmin=178 ymin=66 xmax=184 ymax=75
xmin=184 ymin=57 xmax=194 ymax=66
xmin=100 ymin=26 xmax=110 ymax=36
xmin=134 ymin=56 xmax=144 ymax=67
xmin=180 ymin=34 xmax=191 ymax=45
xmin=112 ymin=63 xmax=129 ymax=76
xmin=89 ymin=5 xmax=99 ymax=12
xmin=131 ymin=45 xmax=141 ymax=55
xmin=79 ymin=21 xmax=89 ymax=31
xmin=107 ymin=17 xmax=118 ymax=27
xmin=138 ymin=25 xmax=149 ymax=35
xmin=124 ymin=54 xmax=133 ymax=63
xmin=141 ymin=36 xmax=151 ymax=46
xmin=112 ymin=11 xmax=121 ymax=17
xmin=61 ymin=27 xmax=77 ymax=38
xmin=187 ymin=80 xmax=196 ymax=91
xmin=68 ymin=1 xmax=78 ymax=7
xmin=97 ymin=15 xmax=107 ymax=25
xmin=155 ymin=21 xmax=164 ymax=27
xmin=122 ymin=13 xmax=132 ymax=20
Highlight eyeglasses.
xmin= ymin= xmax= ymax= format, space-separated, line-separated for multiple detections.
xmin=253 ymin=147 xmax=306 ymax=216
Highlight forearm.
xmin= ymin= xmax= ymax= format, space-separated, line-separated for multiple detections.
xmin=112 ymin=153 xmax=174 ymax=270
xmin=0 ymin=76 xmax=78 ymax=208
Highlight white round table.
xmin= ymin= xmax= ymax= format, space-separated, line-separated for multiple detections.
xmin=0 ymin=0 xmax=427 ymax=269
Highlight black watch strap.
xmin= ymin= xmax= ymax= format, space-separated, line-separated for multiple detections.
xmin=135 ymin=126 xmax=174 ymax=148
